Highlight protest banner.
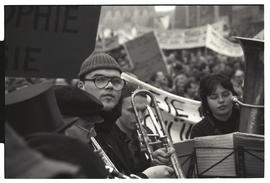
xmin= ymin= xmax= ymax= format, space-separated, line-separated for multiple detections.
xmin=5 ymin=5 xmax=100 ymax=78
xmin=183 ymin=25 xmax=207 ymax=49
xmin=205 ymin=25 xmax=244 ymax=57
xmin=156 ymin=29 xmax=185 ymax=50
xmin=155 ymin=21 xmax=243 ymax=58
xmin=112 ymin=20 xmax=230 ymax=51
xmin=156 ymin=21 xmax=225 ymax=50
xmin=121 ymin=72 xmax=202 ymax=142
xmin=124 ymin=31 xmax=168 ymax=82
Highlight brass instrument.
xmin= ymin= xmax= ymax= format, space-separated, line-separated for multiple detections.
xmin=131 ymin=89 xmax=185 ymax=178
xmin=90 ymin=136 xmax=140 ymax=179
xmin=235 ymin=37 xmax=264 ymax=135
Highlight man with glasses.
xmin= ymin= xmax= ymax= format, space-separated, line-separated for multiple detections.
xmin=78 ymin=52 xmax=125 ymax=111
xmin=76 ymin=52 xmax=174 ymax=178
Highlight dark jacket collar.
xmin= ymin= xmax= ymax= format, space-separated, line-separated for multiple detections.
xmin=95 ymin=104 xmax=122 ymax=133
xmin=206 ymin=106 xmax=240 ymax=134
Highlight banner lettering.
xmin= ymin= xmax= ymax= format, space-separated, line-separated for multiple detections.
xmin=5 ymin=5 xmax=101 ymax=78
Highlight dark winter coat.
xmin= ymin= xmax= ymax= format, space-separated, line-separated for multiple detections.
xmin=95 ymin=123 xmax=151 ymax=175
xmin=191 ymin=106 xmax=240 ymax=138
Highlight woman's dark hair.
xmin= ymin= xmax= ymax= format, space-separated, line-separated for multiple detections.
xmin=199 ymin=73 xmax=237 ymax=116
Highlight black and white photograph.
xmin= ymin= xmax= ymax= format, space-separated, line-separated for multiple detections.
xmin=1 ymin=1 xmax=267 ymax=180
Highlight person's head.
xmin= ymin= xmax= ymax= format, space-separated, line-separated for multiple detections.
xmin=199 ymin=74 xmax=237 ymax=121
xmin=199 ymin=62 xmax=210 ymax=73
xmin=78 ymin=52 xmax=124 ymax=111
xmin=118 ymin=84 xmax=147 ymax=133
xmin=175 ymin=73 xmax=187 ymax=87
xmin=233 ymin=69 xmax=244 ymax=86
xmin=174 ymin=73 xmax=188 ymax=95
xmin=184 ymin=80 xmax=199 ymax=99
xmin=152 ymin=71 xmax=168 ymax=86
xmin=190 ymin=52 xmax=197 ymax=63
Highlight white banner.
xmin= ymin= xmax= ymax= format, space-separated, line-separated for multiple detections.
xmin=183 ymin=25 xmax=207 ymax=49
xmin=155 ymin=22 xmax=244 ymax=57
xmin=112 ymin=21 xmax=243 ymax=58
xmin=156 ymin=21 xmax=226 ymax=50
xmin=121 ymin=73 xmax=202 ymax=142
xmin=155 ymin=29 xmax=185 ymax=50
xmin=156 ymin=26 xmax=207 ymax=50
xmin=205 ymin=25 xmax=244 ymax=57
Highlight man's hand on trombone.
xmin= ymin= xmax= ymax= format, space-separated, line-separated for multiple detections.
xmin=152 ymin=147 xmax=175 ymax=165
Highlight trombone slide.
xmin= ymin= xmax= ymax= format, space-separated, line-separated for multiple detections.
xmin=131 ymin=89 xmax=185 ymax=178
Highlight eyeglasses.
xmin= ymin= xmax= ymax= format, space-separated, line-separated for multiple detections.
xmin=84 ymin=76 xmax=125 ymax=90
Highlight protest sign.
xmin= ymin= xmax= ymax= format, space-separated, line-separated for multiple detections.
xmin=5 ymin=5 xmax=100 ymax=78
xmin=205 ymin=25 xmax=244 ymax=57
xmin=121 ymin=73 xmax=202 ymax=142
xmin=124 ymin=31 xmax=168 ymax=82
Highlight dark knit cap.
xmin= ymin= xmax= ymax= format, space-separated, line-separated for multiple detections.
xmin=78 ymin=52 xmax=122 ymax=78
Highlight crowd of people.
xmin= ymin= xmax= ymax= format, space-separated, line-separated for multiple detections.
xmin=149 ymin=48 xmax=245 ymax=100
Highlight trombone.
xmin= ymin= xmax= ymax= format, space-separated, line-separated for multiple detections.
xmin=131 ymin=89 xmax=185 ymax=178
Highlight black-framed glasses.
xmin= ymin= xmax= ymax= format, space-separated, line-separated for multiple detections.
xmin=84 ymin=76 xmax=125 ymax=90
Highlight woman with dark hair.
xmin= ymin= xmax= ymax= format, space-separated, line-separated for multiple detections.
xmin=190 ymin=73 xmax=240 ymax=138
